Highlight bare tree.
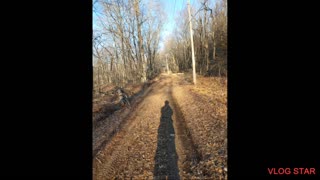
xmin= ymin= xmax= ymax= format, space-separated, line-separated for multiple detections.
xmin=162 ymin=0 xmax=227 ymax=77
xmin=93 ymin=0 xmax=166 ymax=94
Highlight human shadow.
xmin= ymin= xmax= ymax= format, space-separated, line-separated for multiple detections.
xmin=154 ymin=100 xmax=180 ymax=180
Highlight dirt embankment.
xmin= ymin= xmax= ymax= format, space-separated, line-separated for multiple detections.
xmin=93 ymin=77 xmax=158 ymax=158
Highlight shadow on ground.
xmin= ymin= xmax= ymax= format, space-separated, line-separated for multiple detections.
xmin=154 ymin=100 xmax=180 ymax=180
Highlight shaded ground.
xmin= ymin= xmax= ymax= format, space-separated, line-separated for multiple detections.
xmin=154 ymin=100 xmax=179 ymax=179
xmin=93 ymin=78 xmax=156 ymax=128
xmin=93 ymin=79 xmax=155 ymax=158
xmin=93 ymin=73 xmax=227 ymax=179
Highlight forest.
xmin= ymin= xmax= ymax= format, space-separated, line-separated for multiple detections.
xmin=93 ymin=0 xmax=227 ymax=94
xmin=93 ymin=0 xmax=227 ymax=179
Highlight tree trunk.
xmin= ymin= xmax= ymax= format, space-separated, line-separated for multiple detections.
xmin=98 ymin=66 xmax=101 ymax=93
xmin=134 ymin=0 xmax=145 ymax=78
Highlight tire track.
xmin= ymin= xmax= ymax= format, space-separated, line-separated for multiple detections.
xmin=168 ymin=78 xmax=202 ymax=178
xmin=93 ymin=74 xmax=203 ymax=179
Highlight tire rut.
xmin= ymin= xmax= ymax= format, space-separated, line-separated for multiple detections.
xmin=168 ymin=78 xmax=202 ymax=178
xmin=93 ymin=74 xmax=203 ymax=179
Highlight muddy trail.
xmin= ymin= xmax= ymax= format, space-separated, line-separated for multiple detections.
xmin=93 ymin=74 xmax=227 ymax=179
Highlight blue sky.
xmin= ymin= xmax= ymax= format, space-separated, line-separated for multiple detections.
xmin=159 ymin=0 xmax=203 ymax=50
xmin=93 ymin=0 xmax=201 ymax=51
xmin=159 ymin=0 xmax=187 ymax=50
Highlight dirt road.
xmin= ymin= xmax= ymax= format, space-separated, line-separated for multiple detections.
xmin=93 ymin=73 xmax=227 ymax=179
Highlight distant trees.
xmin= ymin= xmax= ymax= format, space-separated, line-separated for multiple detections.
xmin=162 ymin=0 xmax=227 ymax=77
xmin=93 ymin=0 xmax=227 ymax=95
xmin=93 ymin=0 xmax=165 ymax=92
